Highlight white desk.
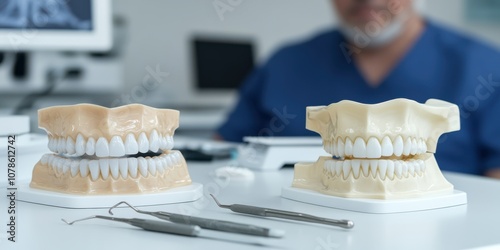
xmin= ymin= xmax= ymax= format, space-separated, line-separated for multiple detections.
xmin=2 ymin=160 xmax=500 ymax=250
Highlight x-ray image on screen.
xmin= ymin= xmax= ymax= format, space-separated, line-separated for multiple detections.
xmin=0 ymin=0 xmax=92 ymax=30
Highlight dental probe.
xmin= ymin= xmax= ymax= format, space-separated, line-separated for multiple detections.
xmin=108 ymin=201 xmax=284 ymax=238
xmin=62 ymin=215 xmax=200 ymax=236
xmin=62 ymin=216 xmax=280 ymax=246
xmin=210 ymin=194 xmax=354 ymax=229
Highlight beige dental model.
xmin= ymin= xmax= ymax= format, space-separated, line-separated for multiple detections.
xmin=30 ymin=104 xmax=192 ymax=194
xmin=292 ymin=99 xmax=460 ymax=199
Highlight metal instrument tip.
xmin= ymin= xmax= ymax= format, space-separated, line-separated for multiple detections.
xmin=209 ymin=194 xmax=230 ymax=208
xmin=344 ymin=220 xmax=355 ymax=229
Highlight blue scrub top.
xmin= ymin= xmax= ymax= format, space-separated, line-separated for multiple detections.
xmin=217 ymin=20 xmax=500 ymax=175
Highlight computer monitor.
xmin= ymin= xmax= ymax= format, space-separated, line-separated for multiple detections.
xmin=0 ymin=0 xmax=112 ymax=51
xmin=192 ymin=37 xmax=255 ymax=91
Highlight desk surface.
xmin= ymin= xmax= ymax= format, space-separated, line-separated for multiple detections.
xmin=2 ymin=160 xmax=500 ymax=250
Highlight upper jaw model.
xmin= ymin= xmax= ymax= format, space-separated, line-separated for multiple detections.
xmin=30 ymin=104 xmax=192 ymax=194
xmin=292 ymin=99 xmax=460 ymax=199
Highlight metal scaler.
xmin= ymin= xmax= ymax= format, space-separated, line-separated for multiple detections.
xmin=108 ymin=201 xmax=284 ymax=238
xmin=62 ymin=215 xmax=200 ymax=236
xmin=210 ymin=194 xmax=354 ymax=229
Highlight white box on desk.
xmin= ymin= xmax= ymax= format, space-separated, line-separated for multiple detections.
xmin=238 ymin=137 xmax=326 ymax=171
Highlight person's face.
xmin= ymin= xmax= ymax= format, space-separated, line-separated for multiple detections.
xmin=333 ymin=0 xmax=414 ymax=27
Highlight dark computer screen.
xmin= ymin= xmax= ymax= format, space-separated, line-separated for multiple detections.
xmin=193 ymin=37 xmax=255 ymax=90
xmin=0 ymin=0 xmax=92 ymax=30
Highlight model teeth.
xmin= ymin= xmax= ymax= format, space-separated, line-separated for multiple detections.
xmin=149 ymin=130 xmax=160 ymax=153
xmin=324 ymin=136 xmax=427 ymax=158
xmin=324 ymin=159 xmax=425 ymax=180
xmin=351 ymin=160 xmax=360 ymax=178
xmin=353 ymin=137 xmax=367 ymax=158
xmin=57 ymin=139 xmax=65 ymax=153
xmin=342 ymin=161 xmax=350 ymax=179
xmin=366 ymin=137 xmax=381 ymax=158
xmin=138 ymin=132 xmax=149 ymax=153
xmin=393 ymin=136 xmax=404 ymax=157
xmin=344 ymin=138 xmax=353 ymax=156
xmin=386 ymin=161 xmax=394 ymax=179
xmin=99 ymin=159 xmax=110 ymax=180
xmin=361 ymin=160 xmax=369 ymax=177
xmin=403 ymin=137 xmax=412 ymax=156
xmin=147 ymin=158 xmax=157 ymax=176
xmin=109 ymin=159 xmax=120 ymax=179
xmin=369 ymin=160 xmax=378 ymax=178
xmin=96 ymin=138 xmax=110 ymax=157
xmin=80 ymin=159 xmax=89 ymax=177
xmin=294 ymin=99 xmax=460 ymax=199
xmin=119 ymin=158 xmax=128 ymax=179
xmin=75 ymin=134 xmax=86 ymax=156
xmin=337 ymin=139 xmax=345 ymax=157
xmin=109 ymin=136 xmax=125 ymax=157
xmin=381 ymin=136 xmax=393 ymax=157
xmin=89 ymin=160 xmax=100 ymax=181
xmin=70 ymin=161 xmax=79 ymax=177
xmin=39 ymin=151 xmax=184 ymax=181
xmin=128 ymin=158 xmax=138 ymax=178
xmin=47 ymin=130 xmax=175 ymax=157
xmin=66 ymin=137 xmax=76 ymax=155
xmin=125 ymin=134 xmax=139 ymax=154
xmin=86 ymin=137 xmax=96 ymax=155
xmin=138 ymin=157 xmax=148 ymax=177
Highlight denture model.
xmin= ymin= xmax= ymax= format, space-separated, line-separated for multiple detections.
xmin=30 ymin=104 xmax=192 ymax=194
xmin=292 ymin=99 xmax=460 ymax=199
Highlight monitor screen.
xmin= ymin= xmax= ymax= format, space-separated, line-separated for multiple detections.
xmin=0 ymin=0 xmax=93 ymax=31
xmin=0 ymin=0 xmax=111 ymax=51
xmin=193 ymin=37 xmax=255 ymax=90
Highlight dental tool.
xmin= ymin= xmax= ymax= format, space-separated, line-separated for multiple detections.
xmin=210 ymin=194 xmax=354 ymax=229
xmin=62 ymin=215 xmax=279 ymax=246
xmin=62 ymin=215 xmax=200 ymax=236
xmin=108 ymin=201 xmax=285 ymax=238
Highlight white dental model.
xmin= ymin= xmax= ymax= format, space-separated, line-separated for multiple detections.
xmin=292 ymin=99 xmax=460 ymax=199
xmin=30 ymin=104 xmax=192 ymax=194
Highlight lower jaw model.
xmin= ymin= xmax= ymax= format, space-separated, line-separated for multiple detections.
xmin=292 ymin=99 xmax=460 ymax=199
xmin=30 ymin=104 xmax=192 ymax=195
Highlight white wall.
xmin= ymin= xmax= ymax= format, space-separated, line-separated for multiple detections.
xmin=424 ymin=0 xmax=500 ymax=48
xmin=112 ymin=0 xmax=335 ymax=107
xmin=113 ymin=0 xmax=500 ymax=107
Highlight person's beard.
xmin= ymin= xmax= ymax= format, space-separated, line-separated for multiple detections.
xmin=337 ymin=0 xmax=425 ymax=48
xmin=338 ymin=16 xmax=406 ymax=48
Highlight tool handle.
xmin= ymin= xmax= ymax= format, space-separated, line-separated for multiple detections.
xmin=168 ymin=214 xmax=272 ymax=237
xmin=129 ymin=218 xmax=201 ymax=236
xmin=228 ymin=204 xmax=268 ymax=216
xmin=265 ymin=210 xmax=354 ymax=229
xmin=229 ymin=205 xmax=354 ymax=229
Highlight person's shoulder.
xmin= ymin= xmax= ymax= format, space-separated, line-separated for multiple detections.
xmin=428 ymin=20 xmax=500 ymax=59
xmin=268 ymin=29 xmax=340 ymax=63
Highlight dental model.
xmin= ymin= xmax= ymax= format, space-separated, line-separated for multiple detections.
xmin=292 ymin=99 xmax=460 ymax=199
xmin=30 ymin=104 xmax=192 ymax=194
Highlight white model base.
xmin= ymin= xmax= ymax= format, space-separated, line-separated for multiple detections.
xmin=281 ymin=186 xmax=467 ymax=214
xmin=17 ymin=182 xmax=203 ymax=209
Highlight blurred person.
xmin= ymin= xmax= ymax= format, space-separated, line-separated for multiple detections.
xmin=216 ymin=0 xmax=500 ymax=178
